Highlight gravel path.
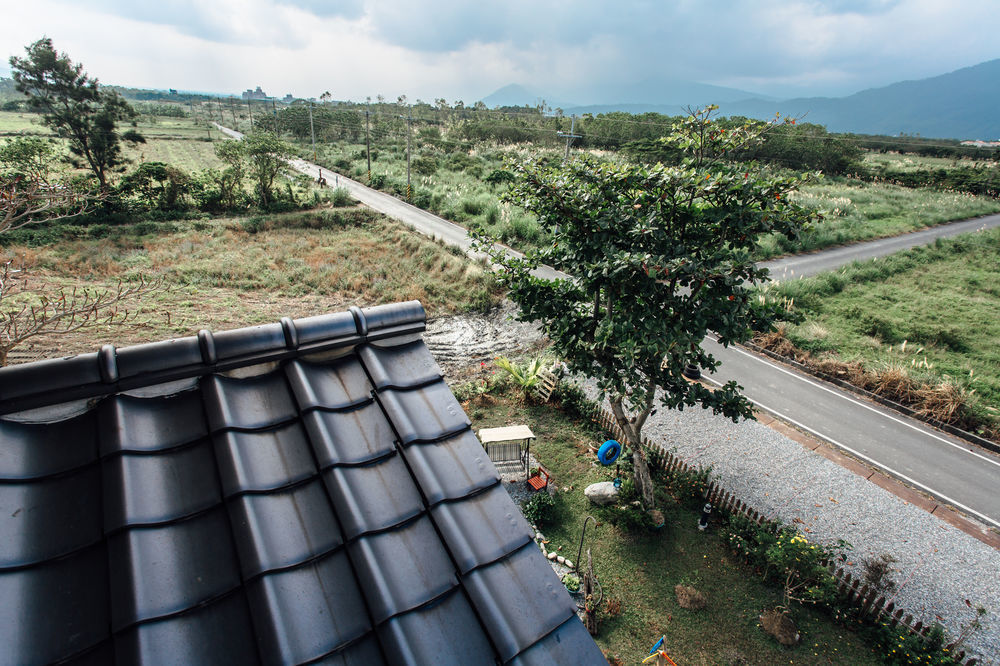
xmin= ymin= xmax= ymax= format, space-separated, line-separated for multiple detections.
xmin=575 ymin=377 xmax=1000 ymax=662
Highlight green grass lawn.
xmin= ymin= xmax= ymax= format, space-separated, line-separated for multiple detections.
xmin=766 ymin=227 xmax=1000 ymax=431
xmin=463 ymin=390 xmax=882 ymax=665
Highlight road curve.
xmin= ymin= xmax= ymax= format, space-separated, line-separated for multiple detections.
xmin=215 ymin=123 xmax=1000 ymax=528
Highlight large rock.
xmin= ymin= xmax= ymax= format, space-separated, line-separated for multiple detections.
xmin=584 ymin=481 xmax=620 ymax=506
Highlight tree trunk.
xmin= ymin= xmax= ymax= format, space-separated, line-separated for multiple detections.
xmin=631 ymin=447 xmax=656 ymax=509
xmin=609 ymin=396 xmax=657 ymax=510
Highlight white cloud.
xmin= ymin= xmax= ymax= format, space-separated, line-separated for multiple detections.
xmin=2 ymin=0 xmax=997 ymax=102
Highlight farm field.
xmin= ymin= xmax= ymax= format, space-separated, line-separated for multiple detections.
xmin=0 ymin=110 xmax=227 ymax=172
xmin=463 ymin=386 xmax=881 ymax=665
xmin=126 ymin=114 xmax=228 ymax=171
xmin=765 ymin=226 xmax=1000 ymax=436
xmin=2 ymin=208 xmax=501 ymax=363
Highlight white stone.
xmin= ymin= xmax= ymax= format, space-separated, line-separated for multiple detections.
xmin=564 ymin=560 xmax=574 ymax=569
xmin=547 ymin=551 xmax=558 ymax=561
xmin=535 ymin=532 xmax=544 ymax=541
xmin=584 ymin=481 xmax=620 ymax=506
xmin=556 ymin=556 xmax=566 ymax=565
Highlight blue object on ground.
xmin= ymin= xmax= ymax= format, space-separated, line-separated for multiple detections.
xmin=597 ymin=440 xmax=621 ymax=465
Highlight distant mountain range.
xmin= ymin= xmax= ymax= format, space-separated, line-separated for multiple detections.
xmin=482 ymin=59 xmax=1000 ymax=140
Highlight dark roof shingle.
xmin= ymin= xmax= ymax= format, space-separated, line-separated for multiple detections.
xmin=0 ymin=301 xmax=605 ymax=665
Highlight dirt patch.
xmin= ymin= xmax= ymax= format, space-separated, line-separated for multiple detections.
xmin=425 ymin=301 xmax=545 ymax=376
xmin=674 ymin=584 xmax=706 ymax=610
xmin=759 ymin=609 xmax=800 ymax=646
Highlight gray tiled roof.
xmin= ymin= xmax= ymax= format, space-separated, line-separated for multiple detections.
xmin=0 ymin=301 xmax=605 ymax=665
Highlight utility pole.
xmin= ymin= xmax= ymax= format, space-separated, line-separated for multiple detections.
xmin=271 ymin=97 xmax=278 ymax=135
xmin=308 ymin=101 xmax=317 ymax=161
xmin=229 ymin=98 xmax=238 ymax=132
xmin=247 ymin=98 xmax=254 ymax=131
xmin=365 ymin=97 xmax=372 ymax=183
xmin=398 ymin=104 xmax=413 ymax=200
xmin=217 ymin=98 xmax=224 ymax=124
xmin=557 ymin=114 xmax=581 ymax=162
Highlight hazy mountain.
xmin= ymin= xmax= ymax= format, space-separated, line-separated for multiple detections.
xmin=485 ymin=59 xmax=1000 ymax=140
xmin=479 ymin=84 xmax=577 ymax=110
xmin=481 ymin=79 xmax=765 ymax=113
xmin=722 ymin=59 xmax=1000 ymax=140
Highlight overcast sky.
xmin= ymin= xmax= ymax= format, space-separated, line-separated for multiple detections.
xmin=2 ymin=0 xmax=997 ymax=104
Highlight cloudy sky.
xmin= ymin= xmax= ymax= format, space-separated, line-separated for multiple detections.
xmin=2 ymin=0 xmax=997 ymax=105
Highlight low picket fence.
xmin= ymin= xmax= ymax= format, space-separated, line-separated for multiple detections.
xmin=592 ymin=406 xmax=982 ymax=665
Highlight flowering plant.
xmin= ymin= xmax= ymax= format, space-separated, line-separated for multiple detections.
xmin=765 ymin=528 xmax=849 ymax=610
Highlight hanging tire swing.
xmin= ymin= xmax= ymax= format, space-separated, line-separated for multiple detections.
xmin=596 ymin=439 xmax=621 ymax=466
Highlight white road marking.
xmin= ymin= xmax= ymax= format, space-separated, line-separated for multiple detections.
xmin=701 ymin=374 xmax=1000 ymax=529
xmin=715 ymin=341 xmax=1000 ymax=469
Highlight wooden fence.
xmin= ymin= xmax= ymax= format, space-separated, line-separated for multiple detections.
xmin=593 ymin=406 xmax=982 ymax=665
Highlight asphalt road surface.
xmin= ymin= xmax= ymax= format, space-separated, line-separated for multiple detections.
xmin=217 ymin=124 xmax=1000 ymax=528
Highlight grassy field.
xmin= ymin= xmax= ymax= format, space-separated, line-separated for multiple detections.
xmin=312 ymin=139 xmax=548 ymax=246
xmin=0 ymin=110 xmax=51 ymax=135
xmin=125 ymin=114 xmax=227 ymax=171
xmin=863 ymin=152 xmax=997 ymax=171
xmin=764 ymin=227 xmax=1000 ymax=434
xmin=755 ymin=177 xmax=1000 ymax=259
xmin=299 ymin=130 xmax=1000 ymax=259
xmin=0 ymin=110 xmax=226 ymax=172
xmin=1 ymin=208 xmax=501 ymax=363
xmin=464 ymin=388 xmax=881 ymax=665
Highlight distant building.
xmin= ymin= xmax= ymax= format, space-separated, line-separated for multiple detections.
xmin=282 ymin=94 xmax=295 ymax=103
xmin=168 ymin=88 xmax=178 ymax=95
xmin=241 ymin=86 xmax=268 ymax=100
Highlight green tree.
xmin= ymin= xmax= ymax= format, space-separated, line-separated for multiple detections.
xmin=9 ymin=38 xmax=144 ymax=192
xmin=1 ymin=138 xmax=156 ymax=366
xmin=210 ymin=139 xmax=247 ymax=209
xmin=242 ymin=131 xmax=293 ymax=207
xmin=0 ymin=136 xmax=59 ymax=182
xmin=476 ymin=108 xmax=814 ymax=508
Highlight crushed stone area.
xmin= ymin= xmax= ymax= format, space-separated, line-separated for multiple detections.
xmin=574 ymin=377 xmax=1000 ymax=661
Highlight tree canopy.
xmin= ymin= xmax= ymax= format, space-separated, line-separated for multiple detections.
xmin=9 ymin=37 xmax=143 ymax=191
xmin=477 ymin=108 xmax=816 ymax=507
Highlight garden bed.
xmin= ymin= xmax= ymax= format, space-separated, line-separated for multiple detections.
xmin=465 ymin=387 xmax=884 ymax=665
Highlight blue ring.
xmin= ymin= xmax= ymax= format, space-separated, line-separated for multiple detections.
xmin=597 ymin=440 xmax=621 ymax=465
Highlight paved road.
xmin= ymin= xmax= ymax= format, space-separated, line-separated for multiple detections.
xmin=216 ymin=124 xmax=1000 ymax=528
xmin=763 ymin=213 xmax=1000 ymax=279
